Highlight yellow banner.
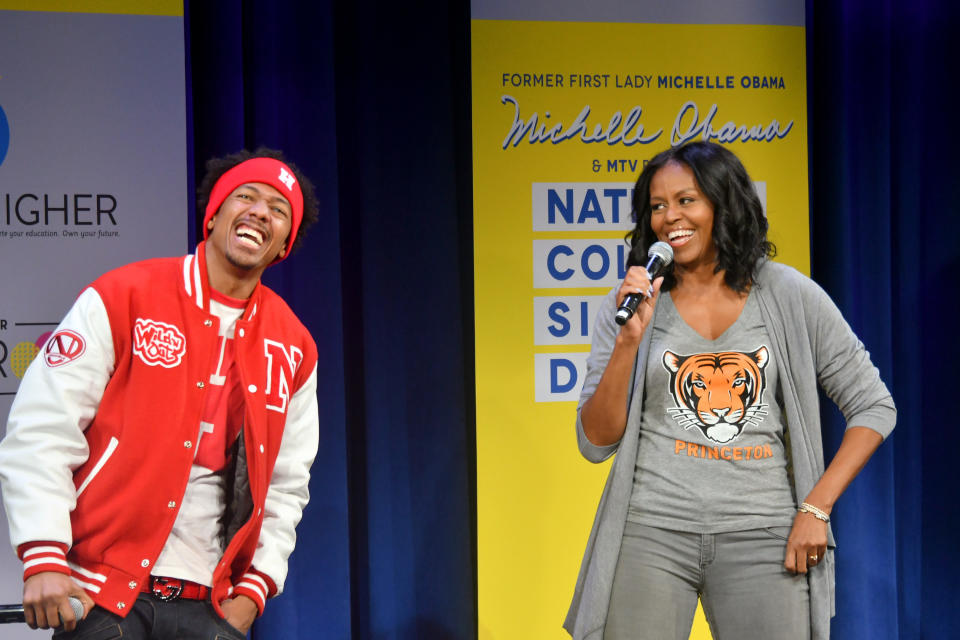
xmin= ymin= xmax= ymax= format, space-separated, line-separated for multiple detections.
xmin=473 ymin=19 xmax=808 ymax=639
xmin=0 ymin=1 xmax=181 ymax=16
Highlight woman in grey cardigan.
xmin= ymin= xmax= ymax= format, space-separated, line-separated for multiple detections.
xmin=564 ymin=142 xmax=895 ymax=640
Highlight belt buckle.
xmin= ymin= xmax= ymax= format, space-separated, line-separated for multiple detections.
xmin=151 ymin=576 xmax=183 ymax=601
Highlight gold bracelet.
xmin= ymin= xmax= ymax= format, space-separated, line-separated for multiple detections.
xmin=798 ymin=502 xmax=830 ymax=522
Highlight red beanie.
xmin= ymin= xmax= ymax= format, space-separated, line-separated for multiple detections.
xmin=202 ymin=157 xmax=304 ymax=261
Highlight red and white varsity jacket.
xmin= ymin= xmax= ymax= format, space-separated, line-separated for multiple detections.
xmin=0 ymin=244 xmax=319 ymax=618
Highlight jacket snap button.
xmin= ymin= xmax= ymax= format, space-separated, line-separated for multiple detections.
xmin=184 ymin=441 xmax=192 ymax=448
xmin=197 ymin=381 xmax=205 ymax=389
xmin=247 ymin=384 xmax=257 ymax=393
xmin=204 ymin=320 xmax=213 ymax=327
xmin=141 ymin=559 xmax=150 ymax=568
xmin=238 ymin=328 xmax=245 ymax=337
xmin=117 ymin=602 xmax=125 ymax=610
xmin=129 ymin=581 xmax=137 ymax=589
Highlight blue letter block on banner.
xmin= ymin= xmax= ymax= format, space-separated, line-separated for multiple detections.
xmin=550 ymin=358 xmax=578 ymax=393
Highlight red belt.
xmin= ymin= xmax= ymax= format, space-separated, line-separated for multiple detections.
xmin=142 ymin=576 xmax=211 ymax=601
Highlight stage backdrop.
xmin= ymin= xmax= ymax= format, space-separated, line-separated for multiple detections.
xmin=471 ymin=2 xmax=808 ymax=637
xmin=0 ymin=2 xmax=186 ymax=637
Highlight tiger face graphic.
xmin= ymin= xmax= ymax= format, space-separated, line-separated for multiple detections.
xmin=662 ymin=347 xmax=769 ymax=444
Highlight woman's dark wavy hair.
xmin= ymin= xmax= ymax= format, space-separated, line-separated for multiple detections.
xmin=627 ymin=141 xmax=775 ymax=292
xmin=197 ymin=147 xmax=319 ymax=254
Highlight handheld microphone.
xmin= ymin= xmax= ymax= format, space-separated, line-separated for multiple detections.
xmin=614 ymin=241 xmax=673 ymax=326
xmin=0 ymin=596 xmax=84 ymax=624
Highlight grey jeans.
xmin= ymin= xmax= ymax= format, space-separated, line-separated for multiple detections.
xmin=605 ymin=522 xmax=810 ymax=640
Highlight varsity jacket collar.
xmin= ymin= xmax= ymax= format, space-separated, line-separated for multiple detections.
xmin=182 ymin=241 xmax=263 ymax=321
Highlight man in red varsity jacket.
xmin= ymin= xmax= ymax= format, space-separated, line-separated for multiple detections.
xmin=0 ymin=149 xmax=321 ymax=638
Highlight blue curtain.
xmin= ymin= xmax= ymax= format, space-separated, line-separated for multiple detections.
xmin=185 ymin=0 xmax=958 ymax=637
xmin=807 ymin=1 xmax=960 ymax=638
xmin=186 ymin=1 xmax=475 ymax=638
xmin=188 ymin=2 xmax=354 ymax=638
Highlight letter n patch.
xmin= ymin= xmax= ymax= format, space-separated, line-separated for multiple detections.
xmin=264 ymin=339 xmax=303 ymax=413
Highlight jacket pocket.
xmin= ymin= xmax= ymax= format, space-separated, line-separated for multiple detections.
xmin=76 ymin=437 xmax=119 ymax=498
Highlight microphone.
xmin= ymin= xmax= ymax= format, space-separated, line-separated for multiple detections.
xmin=615 ymin=241 xmax=674 ymax=325
xmin=0 ymin=596 xmax=84 ymax=624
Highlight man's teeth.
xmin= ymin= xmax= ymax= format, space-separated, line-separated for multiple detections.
xmin=669 ymin=229 xmax=694 ymax=241
xmin=237 ymin=227 xmax=263 ymax=246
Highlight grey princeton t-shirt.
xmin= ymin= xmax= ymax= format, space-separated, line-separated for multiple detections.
xmin=627 ymin=289 xmax=797 ymax=533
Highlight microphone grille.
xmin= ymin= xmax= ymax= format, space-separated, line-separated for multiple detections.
xmin=648 ymin=241 xmax=674 ymax=266
xmin=68 ymin=596 xmax=84 ymax=621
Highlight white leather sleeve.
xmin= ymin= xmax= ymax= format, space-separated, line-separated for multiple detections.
xmin=252 ymin=362 xmax=319 ymax=594
xmin=0 ymin=288 xmax=115 ymax=549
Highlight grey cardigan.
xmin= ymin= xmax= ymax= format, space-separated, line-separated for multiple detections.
xmin=564 ymin=260 xmax=896 ymax=640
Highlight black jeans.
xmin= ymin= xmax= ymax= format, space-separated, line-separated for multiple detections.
xmin=52 ymin=595 xmax=246 ymax=640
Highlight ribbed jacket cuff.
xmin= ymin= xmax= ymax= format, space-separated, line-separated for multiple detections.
xmin=18 ymin=542 xmax=71 ymax=581
xmin=232 ymin=568 xmax=276 ymax=615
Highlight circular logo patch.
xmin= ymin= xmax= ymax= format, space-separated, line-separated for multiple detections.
xmin=44 ymin=330 xmax=87 ymax=368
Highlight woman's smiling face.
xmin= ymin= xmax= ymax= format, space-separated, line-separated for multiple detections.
xmin=648 ymin=161 xmax=717 ymax=272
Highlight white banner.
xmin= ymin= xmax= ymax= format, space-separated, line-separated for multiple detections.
xmin=0 ymin=8 xmax=186 ymax=631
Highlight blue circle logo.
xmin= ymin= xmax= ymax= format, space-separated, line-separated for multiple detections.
xmin=0 ymin=104 xmax=9 ymax=167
